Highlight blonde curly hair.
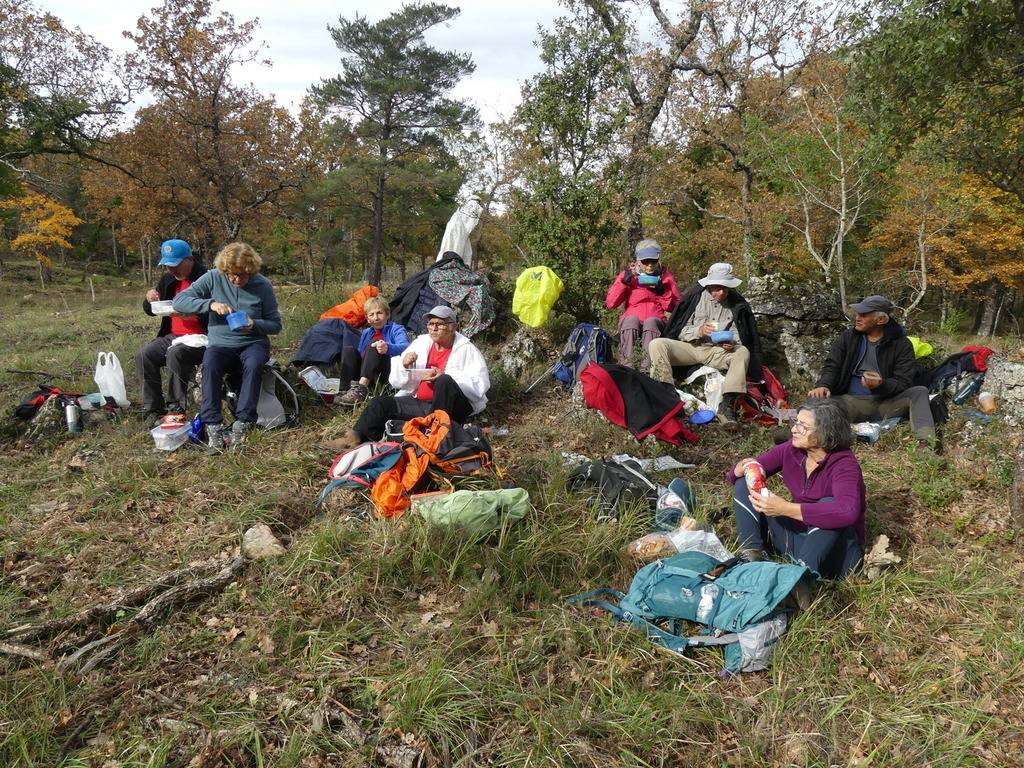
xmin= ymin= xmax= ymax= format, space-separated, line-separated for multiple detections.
xmin=214 ymin=242 xmax=262 ymax=275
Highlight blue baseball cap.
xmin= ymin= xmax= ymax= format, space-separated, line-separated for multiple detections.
xmin=158 ymin=239 xmax=192 ymax=266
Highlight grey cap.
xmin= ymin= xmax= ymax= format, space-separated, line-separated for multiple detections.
xmin=697 ymin=262 xmax=742 ymax=288
xmin=849 ymin=295 xmax=895 ymax=314
xmin=425 ymin=305 xmax=457 ymax=321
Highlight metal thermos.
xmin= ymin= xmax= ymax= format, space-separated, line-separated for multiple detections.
xmin=65 ymin=402 xmax=83 ymax=433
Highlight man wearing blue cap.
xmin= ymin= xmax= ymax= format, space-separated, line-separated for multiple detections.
xmin=136 ymin=239 xmax=208 ymax=428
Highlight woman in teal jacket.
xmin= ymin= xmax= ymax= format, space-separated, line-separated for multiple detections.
xmin=173 ymin=242 xmax=282 ymax=451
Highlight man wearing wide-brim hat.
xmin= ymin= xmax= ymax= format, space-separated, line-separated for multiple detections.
xmin=649 ymin=262 xmax=764 ymax=430
xmin=808 ymin=295 xmax=936 ymax=449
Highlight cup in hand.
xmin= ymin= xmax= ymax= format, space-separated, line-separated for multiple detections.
xmin=861 ymin=370 xmax=881 ymax=386
xmin=226 ymin=311 xmax=249 ymax=331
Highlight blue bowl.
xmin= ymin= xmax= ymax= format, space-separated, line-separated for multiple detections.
xmin=689 ymin=409 xmax=715 ymax=425
xmin=638 ymin=273 xmax=661 ymax=286
xmin=226 ymin=311 xmax=249 ymax=331
xmin=709 ymin=330 xmax=736 ymax=344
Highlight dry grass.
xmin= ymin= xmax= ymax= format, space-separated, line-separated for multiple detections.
xmin=1 ymin=279 xmax=1022 ymax=767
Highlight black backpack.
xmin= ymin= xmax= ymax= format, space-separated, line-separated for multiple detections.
xmin=566 ymin=459 xmax=657 ymax=519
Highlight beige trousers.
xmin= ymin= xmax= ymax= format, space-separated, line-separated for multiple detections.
xmin=648 ymin=339 xmax=750 ymax=394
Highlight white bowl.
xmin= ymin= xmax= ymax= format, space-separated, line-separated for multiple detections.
xmin=151 ymin=300 xmax=174 ymax=315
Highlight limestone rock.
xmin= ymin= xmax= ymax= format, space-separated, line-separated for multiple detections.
xmin=985 ymin=355 xmax=1024 ymax=426
xmin=743 ymin=274 xmax=847 ymax=380
xmin=496 ymin=327 xmax=544 ymax=380
xmin=241 ymin=524 xmax=286 ymax=560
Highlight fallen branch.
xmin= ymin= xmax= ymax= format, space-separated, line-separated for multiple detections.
xmin=59 ymin=556 xmax=246 ymax=673
xmin=5 ymin=368 xmax=57 ymax=379
xmin=0 ymin=640 xmax=54 ymax=665
xmin=6 ymin=557 xmax=234 ymax=643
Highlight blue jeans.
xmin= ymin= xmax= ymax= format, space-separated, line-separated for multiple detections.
xmin=732 ymin=478 xmax=863 ymax=579
xmin=201 ymin=341 xmax=270 ymax=425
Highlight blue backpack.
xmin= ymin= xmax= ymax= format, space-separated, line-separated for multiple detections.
xmin=317 ymin=441 xmax=404 ymax=507
xmin=566 ymin=551 xmax=811 ymax=673
xmin=527 ymin=323 xmax=611 ymax=392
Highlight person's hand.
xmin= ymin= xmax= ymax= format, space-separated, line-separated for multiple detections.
xmin=210 ymin=301 xmax=233 ymax=316
xmin=423 ymin=366 xmax=442 ymax=382
xmin=750 ymin=490 xmax=791 ymax=517
xmin=146 ymin=289 xmax=160 ymax=302
xmin=862 ymin=372 xmax=883 ymax=390
xmin=720 ymin=342 xmax=736 ymax=352
xmin=402 ymin=350 xmax=418 ymax=368
xmin=734 ymin=457 xmax=757 ymax=476
xmin=699 ymin=323 xmax=717 ymax=337
xmin=374 ymin=340 xmax=389 ymax=354
xmin=239 ymin=317 xmax=254 ymax=333
xmin=807 ymin=386 xmax=831 ymax=399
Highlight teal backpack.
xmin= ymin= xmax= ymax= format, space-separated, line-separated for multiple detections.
xmin=566 ymin=551 xmax=812 ymax=673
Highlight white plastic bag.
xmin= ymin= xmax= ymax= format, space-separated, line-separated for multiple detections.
xmin=94 ymin=352 xmax=130 ymax=408
xmin=682 ymin=366 xmax=725 ymax=413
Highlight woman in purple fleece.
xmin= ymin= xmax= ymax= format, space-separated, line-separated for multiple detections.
xmin=728 ymin=399 xmax=865 ymax=579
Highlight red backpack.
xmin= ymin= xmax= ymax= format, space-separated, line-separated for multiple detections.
xmin=737 ymin=367 xmax=790 ymax=426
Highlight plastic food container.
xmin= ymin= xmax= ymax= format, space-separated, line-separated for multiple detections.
xmin=151 ymin=423 xmax=190 ymax=451
xmin=638 ymin=273 xmax=661 ymax=285
xmin=150 ymin=300 xmax=174 ymax=315
xmin=690 ymin=409 xmax=715 ymax=424
xmin=709 ymin=330 xmax=737 ymax=344
xmin=226 ymin=311 xmax=249 ymax=331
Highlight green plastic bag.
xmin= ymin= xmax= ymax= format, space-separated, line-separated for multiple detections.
xmin=413 ymin=488 xmax=530 ymax=534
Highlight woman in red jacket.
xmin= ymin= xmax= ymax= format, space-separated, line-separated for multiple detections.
xmin=605 ymin=239 xmax=680 ymax=370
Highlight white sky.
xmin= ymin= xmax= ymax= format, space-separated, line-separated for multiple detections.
xmin=41 ymin=0 xmax=567 ymax=124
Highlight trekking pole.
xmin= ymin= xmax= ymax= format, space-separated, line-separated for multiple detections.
xmin=524 ymin=363 xmax=557 ymax=394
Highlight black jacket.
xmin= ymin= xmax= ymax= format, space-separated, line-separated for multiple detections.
xmin=389 ymin=251 xmax=463 ymax=331
xmin=143 ymin=261 xmax=208 ymax=338
xmin=663 ymin=283 xmax=764 ymax=382
xmin=816 ymin=320 xmax=916 ymax=398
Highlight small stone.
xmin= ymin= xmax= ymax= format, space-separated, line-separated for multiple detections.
xmin=241 ymin=524 xmax=286 ymax=560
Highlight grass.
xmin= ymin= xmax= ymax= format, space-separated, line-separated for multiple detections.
xmin=2 ymin=279 xmax=1024 ymax=766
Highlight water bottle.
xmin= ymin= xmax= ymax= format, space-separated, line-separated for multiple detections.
xmin=952 ymin=373 xmax=984 ymax=405
xmin=64 ymin=402 xmax=83 ymax=433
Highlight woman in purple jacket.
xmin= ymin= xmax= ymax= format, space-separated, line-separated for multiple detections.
xmin=728 ymin=399 xmax=865 ymax=579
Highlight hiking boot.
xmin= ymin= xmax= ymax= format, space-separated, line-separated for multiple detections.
xmin=717 ymin=397 xmax=739 ymax=432
xmin=143 ymin=411 xmax=166 ymax=429
xmin=206 ymin=423 xmax=226 ymax=455
xmin=740 ymin=548 xmax=766 ymax=562
xmin=230 ymin=420 xmax=254 ymax=447
xmin=321 ymin=428 xmax=361 ymax=453
xmin=339 ymin=381 xmax=368 ymax=406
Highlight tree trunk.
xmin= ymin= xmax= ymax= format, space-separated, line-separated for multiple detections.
xmin=740 ymin=167 xmax=755 ymax=276
xmin=989 ymin=289 xmax=1007 ymax=336
xmin=974 ymin=282 xmax=998 ymax=336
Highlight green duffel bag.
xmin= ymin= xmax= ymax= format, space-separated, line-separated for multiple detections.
xmin=413 ymin=488 xmax=530 ymax=534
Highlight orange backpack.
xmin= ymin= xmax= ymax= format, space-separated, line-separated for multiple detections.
xmin=319 ymin=285 xmax=379 ymax=326
xmin=370 ymin=410 xmax=493 ymax=518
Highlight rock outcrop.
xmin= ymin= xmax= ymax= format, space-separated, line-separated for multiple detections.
xmin=985 ymin=354 xmax=1024 ymax=426
xmin=743 ymin=275 xmax=847 ymax=380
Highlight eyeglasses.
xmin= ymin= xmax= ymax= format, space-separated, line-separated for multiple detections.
xmin=426 ymin=321 xmax=451 ymax=329
xmin=791 ymin=421 xmax=814 ymax=434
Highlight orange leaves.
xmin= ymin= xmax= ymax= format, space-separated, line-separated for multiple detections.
xmin=2 ymin=193 xmax=82 ymax=268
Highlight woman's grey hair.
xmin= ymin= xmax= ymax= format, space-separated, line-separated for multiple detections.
xmin=799 ymin=399 xmax=853 ymax=452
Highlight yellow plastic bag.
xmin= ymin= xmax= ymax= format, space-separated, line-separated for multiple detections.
xmin=907 ymin=336 xmax=934 ymax=359
xmin=512 ymin=266 xmax=564 ymax=327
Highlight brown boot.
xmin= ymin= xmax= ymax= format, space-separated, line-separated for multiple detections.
xmin=338 ymin=381 xmax=368 ymax=406
xmin=718 ymin=395 xmax=739 ymax=432
xmin=321 ymin=428 xmax=361 ymax=453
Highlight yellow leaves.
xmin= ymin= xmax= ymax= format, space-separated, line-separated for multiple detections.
xmin=2 ymin=192 xmax=82 ymax=268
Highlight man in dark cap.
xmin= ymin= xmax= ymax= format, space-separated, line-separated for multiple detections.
xmin=809 ymin=295 xmax=936 ymax=448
